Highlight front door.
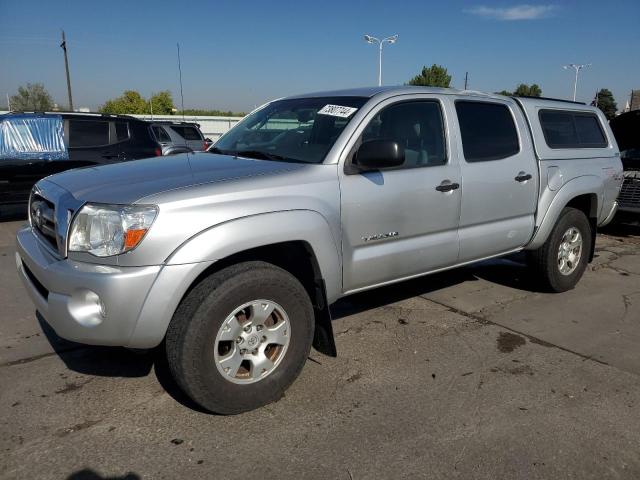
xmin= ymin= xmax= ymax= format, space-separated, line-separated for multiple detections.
xmin=453 ymin=99 xmax=539 ymax=262
xmin=340 ymin=97 xmax=462 ymax=293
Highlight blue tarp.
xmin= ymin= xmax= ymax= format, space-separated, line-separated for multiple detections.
xmin=0 ymin=114 xmax=68 ymax=160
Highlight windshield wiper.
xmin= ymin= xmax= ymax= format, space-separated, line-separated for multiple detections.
xmin=208 ymin=146 xmax=228 ymax=155
xmin=234 ymin=150 xmax=291 ymax=162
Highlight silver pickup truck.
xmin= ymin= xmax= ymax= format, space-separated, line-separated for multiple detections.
xmin=16 ymin=87 xmax=622 ymax=414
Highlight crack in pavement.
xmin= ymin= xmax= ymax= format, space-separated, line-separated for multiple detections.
xmin=422 ymin=296 xmax=611 ymax=367
xmin=621 ymin=292 xmax=640 ymax=322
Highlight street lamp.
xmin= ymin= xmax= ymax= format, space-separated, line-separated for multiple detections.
xmin=364 ymin=34 xmax=398 ymax=86
xmin=563 ymin=63 xmax=591 ymax=102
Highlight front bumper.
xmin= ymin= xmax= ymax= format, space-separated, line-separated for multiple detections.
xmin=16 ymin=226 xmax=162 ymax=347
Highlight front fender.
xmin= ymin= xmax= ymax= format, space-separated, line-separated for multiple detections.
xmin=166 ymin=209 xmax=342 ymax=302
xmin=526 ymin=175 xmax=603 ymax=250
xmin=127 ymin=210 xmax=342 ymax=349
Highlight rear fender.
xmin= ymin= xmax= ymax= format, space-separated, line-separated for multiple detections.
xmin=526 ymin=175 xmax=603 ymax=250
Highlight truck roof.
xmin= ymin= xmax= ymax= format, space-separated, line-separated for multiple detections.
xmin=286 ymin=86 xmax=496 ymax=100
xmin=286 ymin=87 xmax=591 ymax=110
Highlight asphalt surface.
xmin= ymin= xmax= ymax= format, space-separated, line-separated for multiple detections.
xmin=1 ymin=218 xmax=639 ymax=480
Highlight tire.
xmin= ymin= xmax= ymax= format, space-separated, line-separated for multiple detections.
xmin=527 ymin=207 xmax=592 ymax=293
xmin=165 ymin=261 xmax=314 ymax=414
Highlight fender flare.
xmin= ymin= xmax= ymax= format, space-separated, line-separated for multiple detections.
xmin=166 ymin=210 xmax=342 ymax=298
xmin=127 ymin=210 xmax=341 ymax=350
xmin=526 ymin=175 xmax=603 ymax=250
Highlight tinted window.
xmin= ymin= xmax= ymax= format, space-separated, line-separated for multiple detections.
xmin=114 ymin=122 xmax=129 ymax=142
xmin=68 ymin=120 xmax=109 ymax=147
xmin=539 ymin=110 xmax=607 ymax=148
xmin=170 ymin=126 xmax=202 ymax=140
xmin=152 ymin=126 xmax=171 ymax=142
xmin=455 ymin=101 xmax=519 ymax=162
xmin=360 ymin=101 xmax=447 ymax=168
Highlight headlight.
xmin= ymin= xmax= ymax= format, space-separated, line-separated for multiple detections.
xmin=68 ymin=204 xmax=158 ymax=257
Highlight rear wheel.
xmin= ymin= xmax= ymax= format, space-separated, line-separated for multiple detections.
xmin=165 ymin=261 xmax=314 ymax=414
xmin=528 ymin=207 xmax=592 ymax=292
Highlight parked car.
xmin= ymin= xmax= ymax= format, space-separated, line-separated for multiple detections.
xmin=0 ymin=112 xmax=161 ymax=216
xmin=610 ymin=109 xmax=640 ymax=215
xmin=16 ymin=87 xmax=622 ymax=414
xmin=150 ymin=121 xmax=209 ymax=155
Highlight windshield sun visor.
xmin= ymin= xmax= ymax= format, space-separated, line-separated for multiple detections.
xmin=0 ymin=114 xmax=69 ymax=161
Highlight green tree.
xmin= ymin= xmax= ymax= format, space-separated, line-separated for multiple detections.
xmin=595 ymin=88 xmax=617 ymax=120
xmin=149 ymin=91 xmax=175 ymax=115
xmin=497 ymin=84 xmax=542 ymax=97
xmin=407 ymin=64 xmax=451 ymax=88
xmin=10 ymin=83 xmax=54 ymax=111
xmin=100 ymin=90 xmax=148 ymax=114
xmin=513 ymin=83 xmax=542 ymax=97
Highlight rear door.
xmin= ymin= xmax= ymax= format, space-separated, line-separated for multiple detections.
xmin=66 ymin=118 xmax=116 ymax=166
xmin=453 ymin=98 xmax=538 ymax=261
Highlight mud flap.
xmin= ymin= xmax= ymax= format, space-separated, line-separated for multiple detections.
xmin=312 ymin=279 xmax=337 ymax=357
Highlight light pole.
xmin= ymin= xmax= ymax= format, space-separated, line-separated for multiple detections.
xmin=563 ymin=63 xmax=591 ymax=102
xmin=364 ymin=34 xmax=398 ymax=86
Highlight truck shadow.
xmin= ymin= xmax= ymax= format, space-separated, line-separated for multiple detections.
xmin=36 ymin=313 xmax=210 ymax=413
xmin=38 ymin=253 xmax=537 ymax=412
xmin=331 ymin=253 xmax=536 ymax=320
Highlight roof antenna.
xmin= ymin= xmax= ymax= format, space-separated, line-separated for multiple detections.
xmin=177 ymin=42 xmax=185 ymax=121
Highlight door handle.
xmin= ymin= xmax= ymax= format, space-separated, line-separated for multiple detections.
xmin=515 ymin=173 xmax=532 ymax=182
xmin=435 ymin=181 xmax=460 ymax=192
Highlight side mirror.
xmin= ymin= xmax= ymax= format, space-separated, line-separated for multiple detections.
xmin=353 ymin=139 xmax=405 ymax=171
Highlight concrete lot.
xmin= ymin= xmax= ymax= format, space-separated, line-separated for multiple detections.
xmin=1 ymin=219 xmax=639 ymax=480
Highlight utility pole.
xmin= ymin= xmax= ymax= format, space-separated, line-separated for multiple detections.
xmin=177 ymin=43 xmax=185 ymax=121
xmin=6 ymin=93 xmax=10 ymax=111
xmin=464 ymin=72 xmax=469 ymax=90
xmin=60 ymin=30 xmax=74 ymax=111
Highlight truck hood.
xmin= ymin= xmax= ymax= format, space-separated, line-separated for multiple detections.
xmin=45 ymin=152 xmax=305 ymax=204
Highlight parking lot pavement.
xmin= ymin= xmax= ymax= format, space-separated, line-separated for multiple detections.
xmin=1 ymin=220 xmax=639 ymax=479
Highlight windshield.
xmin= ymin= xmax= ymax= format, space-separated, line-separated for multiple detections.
xmin=212 ymin=96 xmax=368 ymax=164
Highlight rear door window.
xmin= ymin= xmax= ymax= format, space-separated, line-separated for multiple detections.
xmin=539 ymin=110 xmax=607 ymax=148
xmin=114 ymin=122 xmax=129 ymax=142
xmin=68 ymin=120 xmax=109 ymax=148
xmin=455 ymin=101 xmax=520 ymax=162
xmin=170 ymin=126 xmax=202 ymax=140
xmin=152 ymin=126 xmax=171 ymax=142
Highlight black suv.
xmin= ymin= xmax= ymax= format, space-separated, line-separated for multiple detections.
xmin=610 ymin=110 xmax=640 ymax=216
xmin=0 ymin=112 xmax=161 ymax=217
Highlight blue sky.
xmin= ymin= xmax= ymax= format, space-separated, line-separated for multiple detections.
xmin=1 ymin=0 xmax=638 ymax=112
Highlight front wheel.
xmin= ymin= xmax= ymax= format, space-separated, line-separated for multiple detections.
xmin=165 ymin=261 xmax=314 ymax=414
xmin=527 ymin=207 xmax=592 ymax=293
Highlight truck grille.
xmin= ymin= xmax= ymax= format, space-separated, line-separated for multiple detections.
xmin=619 ymin=175 xmax=640 ymax=209
xmin=29 ymin=193 xmax=59 ymax=252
